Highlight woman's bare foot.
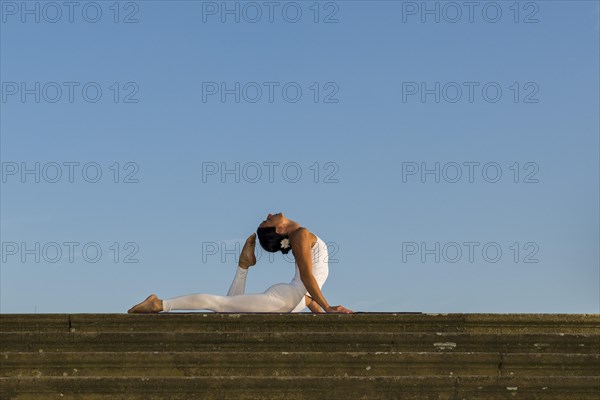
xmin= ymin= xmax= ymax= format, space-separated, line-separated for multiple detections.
xmin=127 ymin=294 xmax=163 ymax=313
xmin=238 ymin=233 xmax=257 ymax=269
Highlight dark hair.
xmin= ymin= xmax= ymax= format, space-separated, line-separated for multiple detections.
xmin=256 ymin=227 xmax=291 ymax=254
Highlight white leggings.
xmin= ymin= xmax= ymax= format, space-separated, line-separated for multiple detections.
xmin=161 ymin=267 xmax=308 ymax=313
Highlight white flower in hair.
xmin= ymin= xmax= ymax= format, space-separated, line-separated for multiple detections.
xmin=280 ymin=238 xmax=291 ymax=249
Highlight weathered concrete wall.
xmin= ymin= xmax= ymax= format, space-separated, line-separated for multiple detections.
xmin=1 ymin=313 xmax=599 ymax=399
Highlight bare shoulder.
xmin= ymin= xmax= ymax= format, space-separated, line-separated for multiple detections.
xmin=290 ymin=227 xmax=317 ymax=247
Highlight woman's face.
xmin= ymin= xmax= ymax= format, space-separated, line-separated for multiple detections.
xmin=258 ymin=212 xmax=285 ymax=229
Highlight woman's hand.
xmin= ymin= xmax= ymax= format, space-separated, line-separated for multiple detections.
xmin=325 ymin=305 xmax=354 ymax=314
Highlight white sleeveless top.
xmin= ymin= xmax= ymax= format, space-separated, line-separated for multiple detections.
xmin=289 ymin=234 xmax=329 ymax=291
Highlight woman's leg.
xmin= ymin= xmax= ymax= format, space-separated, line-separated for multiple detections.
xmin=130 ymin=282 xmax=304 ymax=314
xmin=226 ymin=233 xmax=256 ymax=296
xmin=128 ymin=235 xmax=259 ymax=314
xmin=162 ymin=282 xmax=304 ymax=313
xmin=162 ymin=288 xmax=295 ymax=313
xmin=162 ymin=261 xmax=252 ymax=312
xmin=226 ymin=266 xmax=249 ymax=296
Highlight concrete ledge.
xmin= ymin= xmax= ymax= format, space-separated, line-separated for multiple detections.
xmin=2 ymin=313 xmax=599 ymax=334
xmin=2 ymin=313 xmax=598 ymax=399
xmin=2 ymin=331 xmax=598 ymax=353
xmin=2 ymin=376 xmax=599 ymax=400
xmin=2 ymin=351 xmax=598 ymax=377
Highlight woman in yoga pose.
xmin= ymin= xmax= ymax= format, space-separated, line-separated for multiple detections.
xmin=127 ymin=212 xmax=353 ymax=314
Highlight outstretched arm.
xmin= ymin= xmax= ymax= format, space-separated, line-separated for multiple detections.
xmin=291 ymin=228 xmax=353 ymax=314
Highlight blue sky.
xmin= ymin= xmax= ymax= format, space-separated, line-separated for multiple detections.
xmin=1 ymin=0 xmax=598 ymax=313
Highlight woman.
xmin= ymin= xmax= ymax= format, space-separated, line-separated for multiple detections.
xmin=127 ymin=212 xmax=353 ymax=314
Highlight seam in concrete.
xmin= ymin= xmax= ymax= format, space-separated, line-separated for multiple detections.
xmin=451 ymin=375 xmax=460 ymax=399
xmin=497 ymin=352 xmax=504 ymax=377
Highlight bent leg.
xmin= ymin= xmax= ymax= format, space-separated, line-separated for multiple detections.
xmin=227 ymin=266 xmax=249 ymax=296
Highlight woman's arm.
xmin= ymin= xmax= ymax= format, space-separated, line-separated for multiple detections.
xmin=291 ymin=228 xmax=353 ymax=314
xmin=305 ymin=295 xmax=323 ymax=313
